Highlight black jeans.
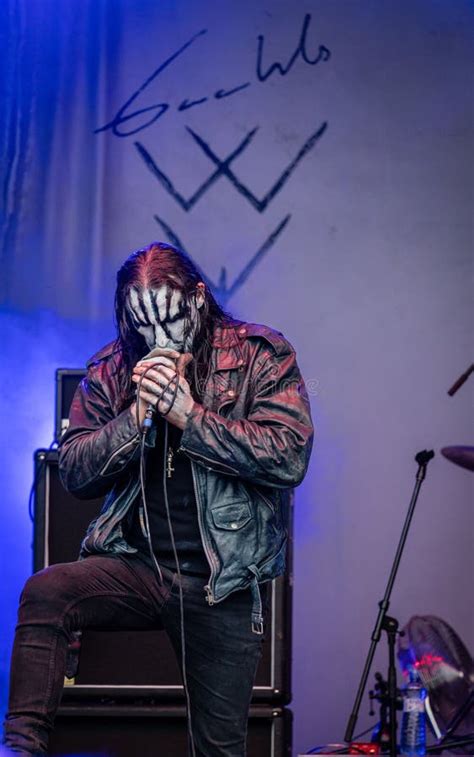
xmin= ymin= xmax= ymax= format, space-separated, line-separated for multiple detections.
xmin=3 ymin=555 xmax=266 ymax=756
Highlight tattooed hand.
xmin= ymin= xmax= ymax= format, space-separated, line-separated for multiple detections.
xmin=132 ymin=349 xmax=195 ymax=430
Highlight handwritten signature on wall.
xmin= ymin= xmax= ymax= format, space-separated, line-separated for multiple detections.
xmin=95 ymin=12 xmax=330 ymax=304
xmin=95 ymin=13 xmax=330 ymax=138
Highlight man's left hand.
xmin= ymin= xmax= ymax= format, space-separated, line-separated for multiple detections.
xmin=132 ymin=356 xmax=195 ymax=430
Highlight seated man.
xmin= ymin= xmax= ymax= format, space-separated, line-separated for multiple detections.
xmin=3 ymin=241 xmax=314 ymax=756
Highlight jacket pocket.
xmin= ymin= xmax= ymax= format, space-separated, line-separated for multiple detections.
xmin=211 ymin=501 xmax=252 ymax=531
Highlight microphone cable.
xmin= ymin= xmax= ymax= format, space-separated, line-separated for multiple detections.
xmin=28 ymin=438 xmax=59 ymax=522
xmin=136 ymin=365 xmax=197 ymax=757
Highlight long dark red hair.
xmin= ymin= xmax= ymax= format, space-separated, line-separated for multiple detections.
xmin=114 ymin=242 xmax=232 ymax=408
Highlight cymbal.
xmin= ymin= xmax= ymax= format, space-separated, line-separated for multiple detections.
xmin=441 ymin=446 xmax=474 ymax=472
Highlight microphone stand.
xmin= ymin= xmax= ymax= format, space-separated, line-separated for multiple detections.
xmin=344 ymin=449 xmax=435 ymax=756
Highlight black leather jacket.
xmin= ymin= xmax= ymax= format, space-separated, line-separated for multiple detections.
xmin=59 ymin=320 xmax=314 ymax=631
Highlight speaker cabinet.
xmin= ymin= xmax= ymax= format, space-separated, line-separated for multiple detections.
xmin=50 ymin=704 xmax=292 ymax=757
xmin=54 ymin=369 xmax=86 ymax=441
xmin=34 ymin=449 xmax=293 ymax=703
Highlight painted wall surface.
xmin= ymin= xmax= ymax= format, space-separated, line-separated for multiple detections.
xmin=1 ymin=1 xmax=472 ymax=753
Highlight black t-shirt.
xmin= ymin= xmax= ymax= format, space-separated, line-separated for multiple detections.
xmin=126 ymin=418 xmax=209 ymax=576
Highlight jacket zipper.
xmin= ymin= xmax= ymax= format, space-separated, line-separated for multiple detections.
xmin=98 ymin=435 xmax=139 ymax=476
xmin=189 ymin=459 xmax=218 ymax=604
xmin=203 ymin=536 xmax=284 ymax=607
xmin=180 ymin=447 xmax=239 ymax=476
xmin=179 ymin=389 xmax=239 ymax=603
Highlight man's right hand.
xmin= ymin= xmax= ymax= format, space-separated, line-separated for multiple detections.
xmin=131 ymin=347 xmax=180 ymax=428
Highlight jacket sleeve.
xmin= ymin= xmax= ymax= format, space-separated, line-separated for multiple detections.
xmin=58 ymin=370 xmax=147 ymax=499
xmin=179 ymin=345 xmax=314 ymax=488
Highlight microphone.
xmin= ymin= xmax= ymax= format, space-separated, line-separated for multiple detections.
xmin=139 ymin=347 xmax=175 ymax=431
xmin=139 ymin=351 xmax=192 ymax=431
xmin=142 ymin=404 xmax=155 ymax=430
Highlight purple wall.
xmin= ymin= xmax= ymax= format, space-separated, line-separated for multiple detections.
xmin=1 ymin=1 xmax=472 ymax=753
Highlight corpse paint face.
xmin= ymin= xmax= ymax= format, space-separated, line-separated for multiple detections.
xmin=126 ymin=284 xmax=203 ymax=351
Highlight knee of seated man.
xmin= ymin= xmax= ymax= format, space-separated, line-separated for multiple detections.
xmin=20 ymin=563 xmax=77 ymax=614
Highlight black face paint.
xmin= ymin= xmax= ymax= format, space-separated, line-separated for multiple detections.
xmin=126 ymin=285 xmax=196 ymax=351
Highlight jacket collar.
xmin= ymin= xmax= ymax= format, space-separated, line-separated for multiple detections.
xmin=211 ymin=321 xmax=246 ymax=371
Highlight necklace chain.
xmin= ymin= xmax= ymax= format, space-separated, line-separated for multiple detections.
xmin=166 ymin=446 xmax=175 ymax=478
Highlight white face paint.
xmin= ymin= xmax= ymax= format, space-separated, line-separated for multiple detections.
xmin=126 ymin=284 xmax=202 ymax=351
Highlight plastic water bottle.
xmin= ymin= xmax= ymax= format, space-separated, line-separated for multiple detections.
xmin=400 ymin=668 xmax=427 ymax=756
